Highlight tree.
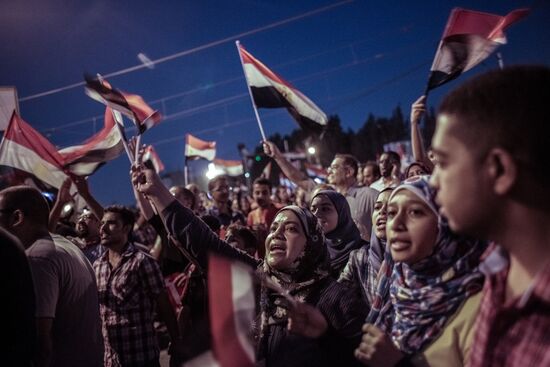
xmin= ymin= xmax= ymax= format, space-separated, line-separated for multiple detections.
xmin=248 ymin=104 xmax=413 ymax=180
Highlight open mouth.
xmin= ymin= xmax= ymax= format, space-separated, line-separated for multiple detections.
xmin=389 ymin=239 xmax=411 ymax=251
xmin=269 ymin=243 xmax=286 ymax=254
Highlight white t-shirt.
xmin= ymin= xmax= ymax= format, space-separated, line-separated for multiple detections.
xmin=370 ymin=177 xmax=399 ymax=192
xmin=27 ymin=234 xmax=104 ymax=367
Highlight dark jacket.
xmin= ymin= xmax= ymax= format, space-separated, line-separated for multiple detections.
xmin=161 ymin=200 xmax=366 ymax=367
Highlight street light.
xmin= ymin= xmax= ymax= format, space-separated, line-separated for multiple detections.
xmin=205 ymin=163 xmax=224 ymax=179
xmin=307 ymin=146 xmax=316 ymax=155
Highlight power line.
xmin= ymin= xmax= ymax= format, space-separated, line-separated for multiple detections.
xmin=19 ymin=0 xmax=354 ymax=102
xmin=42 ymin=36 xmax=431 ymax=136
xmin=141 ymin=62 xmax=430 ymax=149
xmin=152 ymin=110 xmax=285 ymax=147
xmin=327 ymin=61 xmax=431 ymax=110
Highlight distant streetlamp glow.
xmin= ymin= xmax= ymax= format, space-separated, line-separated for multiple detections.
xmin=307 ymin=146 xmax=316 ymax=155
xmin=205 ymin=163 xmax=224 ymax=179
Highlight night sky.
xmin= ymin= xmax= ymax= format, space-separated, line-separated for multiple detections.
xmin=1 ymin=0 xmax=548 ymax=205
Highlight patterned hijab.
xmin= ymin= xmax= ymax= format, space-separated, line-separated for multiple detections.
xmin=368 ymin=187 xmax=395 ymax=274
xmin=365 ymin=187 xmax=394 ymax=304
xmin=257 ymin=206 xmax=331 ymax=347
xmin=366 ymin=176 xmax=486 ymax=354
xmin=311 ymin=190 xmax=364 ymax=274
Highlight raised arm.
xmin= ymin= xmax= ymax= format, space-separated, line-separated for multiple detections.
xmin=133 ymin=181 xmax=156 ymax=220
xmin=48 ymin=178 xmax=73 ymax=232
xmin=129 ymin=141 xmax=156 ymax=220
xmin=410 ymin=96 xmax=433 ymax=170
xmin=263 ymin=141 xmax=315 ymax=191
xmin=131 ymin=164 xmax=259 ymax=270
xmin=72 ymin=176 xmax=104 ymax=222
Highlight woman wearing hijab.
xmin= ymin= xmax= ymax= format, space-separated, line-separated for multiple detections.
xmin=355 ymin=176 xmax=486 ymax=367
xmin=310 ymin=190 xmax=366 ymax=277
xmin=132 ymin=164 xmax=366 ymax=367
xmin=338 ymin=187 xmax=393 ymax=305
xmin=404 ymin=161 xmax=431 ymax=179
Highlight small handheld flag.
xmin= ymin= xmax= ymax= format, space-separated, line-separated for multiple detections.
xmin=84 ymin=75 xmax=162 ymax=134
xmin=426 ymin=7 xmax=529 ymax=92
xmin=236 ymin=41 xmax=328 ymax=136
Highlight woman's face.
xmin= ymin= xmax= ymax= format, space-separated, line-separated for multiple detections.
xmin=372 ymin=190 xmax=392 ymax=240
xmin=240 ymin=196 xmax=251 ymax=211
xmin=407 ymin=164 xmax=427 ymax=179
xmin=386 ymin=190 xmax=438 ymax=265
xmin=277 ymin=187 xmax=289 ymax=202
xmin=265 ymin=210 xmax=307 ymax=270
xmin=310 ymin=195 xmax=338 ymax=234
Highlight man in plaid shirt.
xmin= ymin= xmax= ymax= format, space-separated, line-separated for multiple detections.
xmin=430 ymin=66 xmax=550 ymax=366
xmin=94 ymin=205 xmax=184 ymax=367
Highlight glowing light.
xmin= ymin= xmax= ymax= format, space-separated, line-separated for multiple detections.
xmin=307 ymin=146 xmax=316 ymax=155
xmin=205 ymin=163 xmax=224 ymax=179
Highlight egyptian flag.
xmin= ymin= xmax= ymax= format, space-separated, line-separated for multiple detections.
xmin=185 ymin=134 xmax=216 ymax=161
xmin=305 ymin=162 xmax=327 ymax=181
xmin=0 ymin=112 xmax=70 ymax=194
xmin=213 ymin=159 xmax=243 ymax=177
xmin=142 ymin=145 xmax=165 ymax=173
xmin=59 ymin=108 xmax=124 ymax=176
xmin=84 ymin=75 xmax=162 ymax=133
xmin=238 ymin=43 xmax=328 ymax=132
xmin=427 ymin=7 xmax=529 ymax=91
xmin=208 ymin=254 xmax=255 ymax=367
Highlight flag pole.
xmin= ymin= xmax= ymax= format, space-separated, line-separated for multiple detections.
xmin=184 ymin=158 xmax=189 ymax=186
xmin=134 ymin=133 xmax=142 ymax=164
xmin=496 ymin=52 xmax=504 ymax=70
xmin=95 ymin=74 xmax=135 ymax=164
xmin=236 ymin=40 xmax=267 ymax=141
xmin=112 ymin=110 xmax=135 ymax=163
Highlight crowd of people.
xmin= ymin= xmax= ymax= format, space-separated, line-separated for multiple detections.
xmin=3 ymin=65 xmax=549 ymax=367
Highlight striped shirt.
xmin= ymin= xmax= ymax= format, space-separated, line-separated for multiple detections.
xmin=338 ymin=246 xmax=378 ymax=305
xmin=94 ymin=243 xmax=165 ymax=367
xmin=468 ymin=256 xmax=550 ymax=366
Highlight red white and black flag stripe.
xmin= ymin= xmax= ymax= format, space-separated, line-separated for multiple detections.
xmin=305 ymin=162 xmax=327 ymax=181
xmin=208 ymin=254 xmax=255 ymax=367
xmin=84 ymin=75 xmax=162 ymax=134
xmin=427 ymin=7 xmax=529 ymax=91
xmin=185 ymin=134 xmax=216 ymax=161
xmin=142 ymin=145 xmax=165 ymax=173
xmin=238 ymin=43 xmax=328 ymax=132
xmin=213 ymin=159 xmax=243 ymax=177
xmin=0 ymin=112 xmax=70 ymax=193
xmin=59 ymin=108 xmax=124 ymax=176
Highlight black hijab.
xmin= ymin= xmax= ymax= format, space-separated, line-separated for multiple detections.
xmin=312 ymin=190 xmax=365 ymax=275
